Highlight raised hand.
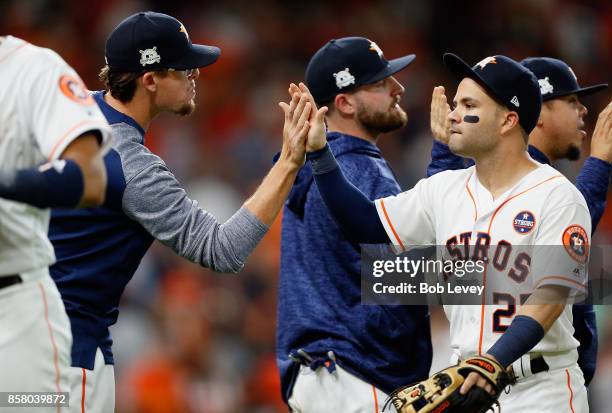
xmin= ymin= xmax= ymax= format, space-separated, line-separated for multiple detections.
xmin=431 ymin=86 xmax=451 ymax=144
xmin=590 ymin=100 xmax=612 ymax=163
xmin=278 ymin=89 xmax=312 ymax=170
xmin=291 ymin=82 xmax=328 ymax=152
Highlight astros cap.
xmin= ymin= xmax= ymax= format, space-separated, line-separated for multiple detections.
xmin=105 ymin=11 xmax=220 ymax=72
xmin=305 ymin=37 xmax=415 ymax=105
xmin=520 ymin=57 xmax=608 ymax=101
xmin=443 ymin=53 xmax=542 ymax=134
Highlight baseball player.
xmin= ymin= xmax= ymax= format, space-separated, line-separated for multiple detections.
xmin=46 ymin=12 xmax=316 ymax=413
xmin=0 ymin=36 xmax=110 ymax=411
xmin=428 ymin=56 xmax=610 ymax=386
xmin=278 ymin=37 xmax=431 ymax=413
xmin=298 ymin=53 xmax=607 ymax=411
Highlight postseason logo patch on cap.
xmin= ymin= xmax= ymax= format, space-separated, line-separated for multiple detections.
xmin=513 ymin=211 xmax=535 ymax=234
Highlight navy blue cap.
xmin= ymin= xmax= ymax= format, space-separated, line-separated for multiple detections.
xmin=105 ymin=12 xmax=220 ymax=72
xmin=443 ymin=53 xmax=542 ymax=134
xmin=305 ymin=37 xmax=415 ymax=105
xmin=520 ymin=57 xmax=608 ymax=101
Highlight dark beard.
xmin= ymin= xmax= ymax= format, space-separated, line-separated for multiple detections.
xmin=176 ymin=101 xmax=196 ymax=116
xmin=357 ymin=105 xmax=407 ymax=135
xmin=565 ymin=144 xmax=581 ymax=161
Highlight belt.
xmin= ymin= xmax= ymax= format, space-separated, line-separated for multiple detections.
xmin=510 ymin=354 xmax=549 ymax=381
xmin=529 ymin=356 xmax=549 ymax=374
xmin=0 ymin=274 xmax=23 ymax=290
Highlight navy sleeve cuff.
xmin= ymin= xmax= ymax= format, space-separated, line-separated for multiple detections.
xmin=307 ymin=144 xmax=339 ymax=175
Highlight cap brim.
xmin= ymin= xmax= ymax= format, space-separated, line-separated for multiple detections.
xmin=173 ymin=44 xmax=221 ymax=70
xmin=443 ymin=53 xmax=506 ymax=106
xmin=575 ymin=83 xmax=608 ymax=98
xmin=365 ymin=54 xmax=416 ymax=85
xmin=542 ymin=83 xmax=608 ymax=101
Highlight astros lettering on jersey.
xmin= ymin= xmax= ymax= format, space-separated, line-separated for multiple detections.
xmin=375 ymin=163 xmax=590 ymax=359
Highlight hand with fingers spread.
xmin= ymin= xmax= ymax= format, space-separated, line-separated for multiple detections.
xmin=431 ymin=86 xmax=452 ymax=144
xmin=278 ymin=89 xmax=312 ymax=170
xmin=590 ymin=100 xmax=612 ymax=163
xmin=289 ymin=82 xmax=328 ymax=152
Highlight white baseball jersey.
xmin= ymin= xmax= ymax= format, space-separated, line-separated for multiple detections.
xmin=0 ymin=36 xmax=111 ymax=276
xmin=375 ymin=162 xmax=591 ymax=360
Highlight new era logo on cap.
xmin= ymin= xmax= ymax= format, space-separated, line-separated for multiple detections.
xmin=521 ymin=57 xmax=608 ymax=101
xmin=305 ymin=36 xmax=415 ymax=105
xmin=443 ymin=53 xmax=542 ymax=134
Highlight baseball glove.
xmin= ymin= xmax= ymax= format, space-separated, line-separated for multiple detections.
xmin=384 ymin=356 xmax=515 ymax=413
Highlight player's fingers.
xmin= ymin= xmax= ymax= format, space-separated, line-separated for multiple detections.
xmin=484 ymin=381 xmax=494 ymax=395
xmin=289 ymin=83 xmax=300 ymax=94
xmin=315 ymin=106 xmax=328 ymax=122
xmin=296 ymin=120 xmax=310 ymax=143
xmin=288 ymin=92 xmax=299 ymax=116
xmin=459 ymin=372 xmax=478 ymax=395
xmin=279 ymin=102 xmax=290 ymax=120
xmin=291 ymin=94 xmax=307 ymax=125
xmin=296 ymin=102 xmax=312 ymax=130
xmin=299 ymin=83 xmax=318 ymax=108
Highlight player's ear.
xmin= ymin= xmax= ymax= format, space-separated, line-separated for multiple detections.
xmin=500 ymin=111 xmax=520 ymax=136
xmin=536 ymin=101 xmax=553 ymax=128
xmin=334 ymin=93 xmax=356 ymax=117
xmin=141 ymin=72 xmax=158 ymax=93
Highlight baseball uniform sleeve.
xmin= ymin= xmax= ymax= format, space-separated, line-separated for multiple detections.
xmin=25 ymin=49 xmax=111 ymax=160
xmin=575 ymin=156 xmax=612 ymax=232
xmin=121 ymin=154 xmax=268 ymax=273
xmin=530 ymin=184 xmax=591 ymax=294
xmin=374 ymin=178 xmax=437 ymax=250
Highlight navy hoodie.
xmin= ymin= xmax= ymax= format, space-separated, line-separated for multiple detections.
xmin=277 ymin=132 xmax=432 ymax=401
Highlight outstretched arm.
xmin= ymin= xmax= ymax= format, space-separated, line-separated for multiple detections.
xmin=122 ymin=89 xmax=320 ymax=273
xmin=576 ymin=100 xmax=612 ymax=231
xmin=243 ymin=90 xmax=325 ymax=225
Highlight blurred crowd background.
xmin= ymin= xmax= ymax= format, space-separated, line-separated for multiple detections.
xmin=2 ymin=0 xmax=612 ymax=411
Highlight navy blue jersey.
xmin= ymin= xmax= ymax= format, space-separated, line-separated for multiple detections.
xmin=277 ymin=132 xmax=432 ymax=400
xmin=49 ymin=91 xmax=267 ymax=370
xmin=49 ymin=92 xmax=151 ymax=368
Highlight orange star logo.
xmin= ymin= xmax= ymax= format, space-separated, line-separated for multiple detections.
xmin=476 ymin=56 xmax=497 ymax=70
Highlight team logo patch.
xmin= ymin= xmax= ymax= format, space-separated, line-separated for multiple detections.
xmin=139 ymin=47 xmax=161 ymax=66
xmin=562 ymin=225 xmax=589 ymax=263
xmin=59 ymin=75 xmax=94 ymax=105
xmin=538 ymin=77 xmax=554 ymax=95
xmin=513 ymin=211 xmax=535 ymax=234
xmin=333 ymin=68 xmax=355 ymax=89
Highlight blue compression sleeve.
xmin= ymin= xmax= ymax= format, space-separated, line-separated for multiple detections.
xmin=575 ymin=156 xmax=612 ymax=231
xmin=0 ymin=159 xmax=84 ymax=208
xmin=308 ymin=144 xmax=390 ymax=244
xmin=487 ymin=315 xmax=545 ymax=368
